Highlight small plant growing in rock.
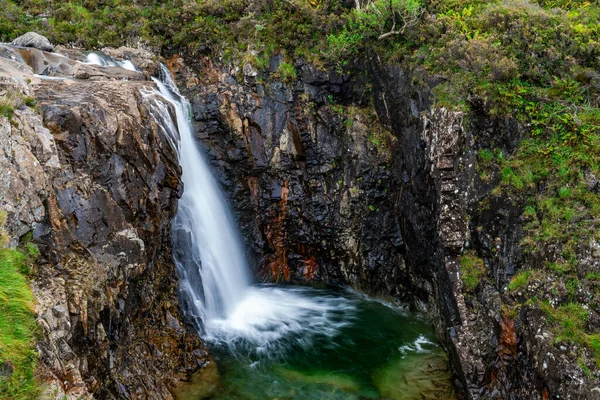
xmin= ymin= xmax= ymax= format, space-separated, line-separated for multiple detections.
xmin=460 ymin=252 xmax=487 ymax=292
xmin=507 ymin=270 xmax=531 ymax=292
xmin=276 ymin=61 xmax=297 ymax=83
xmin=23 ymin=97 xmax=36 ymax=108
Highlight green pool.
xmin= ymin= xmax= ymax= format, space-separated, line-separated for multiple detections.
xmin=175 ymin=285 xmax=456 ymax=400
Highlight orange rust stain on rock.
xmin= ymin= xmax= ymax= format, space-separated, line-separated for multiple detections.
xmin=252 ymin=92 xmax=261 ymax=107
xmin=264 ymin=181 xmax=290 ymax=282
xmin=297 ymin=244 xmax=319 ymax=280
xmin=165 ymin=54 xmax=183 ymax=77
xmin=303 ymin=256 xmax=319 ymax=280
xmin=489 ymin=316 xmax=517 ymax=392
xmin=543 ymin=388 xmax=549 ymax=400
xmin=499 ymin=317 xmax=517 ymax=359
xmin=196 ymin=57 xmax=219 ymax=84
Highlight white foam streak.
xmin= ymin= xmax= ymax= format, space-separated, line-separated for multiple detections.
xmin=398 ymin=334 xmax=437 ymax=357
xmin=205 ymin=286 xmax=356 ymax=357
xmin=85 ymin=52 xmax=137 ymax=71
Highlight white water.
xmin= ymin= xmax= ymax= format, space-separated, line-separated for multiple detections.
xmin=85 ymin=52 xmax=137 ymax=71
xmin=205 ymin=285 xmax=356 ymax=359
xmin=148 ymin=66 xmax=251 ymax=323
xmin=145 ymin=65 xmax=354 ymax=358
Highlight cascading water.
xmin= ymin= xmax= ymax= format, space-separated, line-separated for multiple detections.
xmin=85 ymin=51 xmax=138 ymax=71
xmin=144 ymin=66 xmax=455 ymax=400
xmin=144 ymin=66 xmax=353 ymax=349
xmin=149 ymin=65 xmax=251 ymax=325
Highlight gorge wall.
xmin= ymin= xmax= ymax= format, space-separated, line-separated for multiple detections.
xmin=1 ymin=35 xmax=599 ymax=400
xmin=170 ymin=54 xmax=600 ymax=399
xmin=0 ymin=46 xmax=207 ymax=399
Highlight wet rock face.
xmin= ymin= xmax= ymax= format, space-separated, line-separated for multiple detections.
xmin=172 ymin=57 xmax=408 ymax=296
xmin=174 ymin=55 xmax=600 ymax=399
xmin=0 ymin=50 xmax=206 ymax=399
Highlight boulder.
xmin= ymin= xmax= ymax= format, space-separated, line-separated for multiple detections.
xmin=72 ymin=62 xmax=147 ymax=81
xmin=11 ymin=32 xmax=54 ymax=52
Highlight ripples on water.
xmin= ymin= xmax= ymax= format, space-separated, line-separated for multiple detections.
xmin=176 ymin=285 xmax=456 ymax=400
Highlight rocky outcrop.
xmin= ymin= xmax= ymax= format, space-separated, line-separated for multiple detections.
xmin=372 ymin=64 xmax=600 ymax=398
xmin=0 ymin=48 xmax=206 ymax=399
xmin=167 ymin=56 xmax=408 ymax=296
xmin=170 ymin=53 xmax=600 ymax=399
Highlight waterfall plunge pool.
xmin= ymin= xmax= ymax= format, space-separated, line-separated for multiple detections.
xmin=145 ymin=64 xmax=456 ymax=400
xmin=175 ymin=284 xmax=456 ymax=400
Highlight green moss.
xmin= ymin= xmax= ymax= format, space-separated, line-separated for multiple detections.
xmin=578 ymin=356 xmax=593 ymax=378
xmin=507 ymin=270 xmax=531 ymax=292
xmin=586 ymin=272 xmax=600 ymax=281
xmin=276 ymin=61 xmax=297 ymax=83
xmin=460 ymin=252 xmax=486 ymax=292
xmin=478 ymin=149 xmax=494 ymax=166
xmin=538 ymin=301 xmax=600 ymax=367
xmin=0 ymin=212 xmax=40 ymax=399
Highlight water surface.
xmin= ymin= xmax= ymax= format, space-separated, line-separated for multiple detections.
xmin=176 ymin=285 xmax=456 ymax=400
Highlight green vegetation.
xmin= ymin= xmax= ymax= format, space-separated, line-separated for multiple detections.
xmin=538 ymin=301 xmax=600 ymax=367
xmin=0 ymin=89 xmax=22 ymax=120
xmin=276 ymin=61 xmax=297 ymax=83
xmin=0 ymin=89 xmax=36 ymax=121
xmin=1 ymin=0 xmax=599 ymax=380
xmin=507 ymin=270 xmax=531 ymax=292
xmin=0 ymin=212 xmax=40 ymax=399
xmin=459 ymin=251 xmax=486 ymax=292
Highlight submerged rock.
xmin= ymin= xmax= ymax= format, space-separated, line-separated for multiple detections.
xmin=172 ymin=360 xmax=220 ymax=400
xmin=277 ymin=368 xmax=361 ymax=393
xmin=374 ymin=352 xmax=456 ymax=400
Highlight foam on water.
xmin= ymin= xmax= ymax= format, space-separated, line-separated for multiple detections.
xmin=204 ymin=285 xmax=356 ymax=358
xmin=398 ymin=334 xmax=437 ymax=357
xmin=85 ymin=52 xmax=137 ymax=71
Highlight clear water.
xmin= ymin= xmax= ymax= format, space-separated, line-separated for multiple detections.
xmin=176 ymin=285 xmax=456 ymax=400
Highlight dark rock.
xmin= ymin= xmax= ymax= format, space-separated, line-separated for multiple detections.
xmin=0 ymin=361 xmax=14 ymax=378
xmin=0 ymin=56 xmax=206 ymax=398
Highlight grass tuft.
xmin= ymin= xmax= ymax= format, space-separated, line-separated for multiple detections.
xmin=0 ymin=211 xmax=40 ymax=399
xmin=460 ymin=251 xmax=487 ymax=292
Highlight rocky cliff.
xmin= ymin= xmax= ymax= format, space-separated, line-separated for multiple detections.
xmin=0 ymin=45 xmax=206 ymax=399
xmin=169 ymin=55 xmax=600 ymax=399
xmin=167 ymin=56 xmax=408 ymax=298
xmin=2 ymin=31 xmax=598 ymax=399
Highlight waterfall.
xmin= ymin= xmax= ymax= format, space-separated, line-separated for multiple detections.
xmin=144 ymin=66 xmax=354 ymax=360
xmin=147 ymin=65 xmax=251 ymax=328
